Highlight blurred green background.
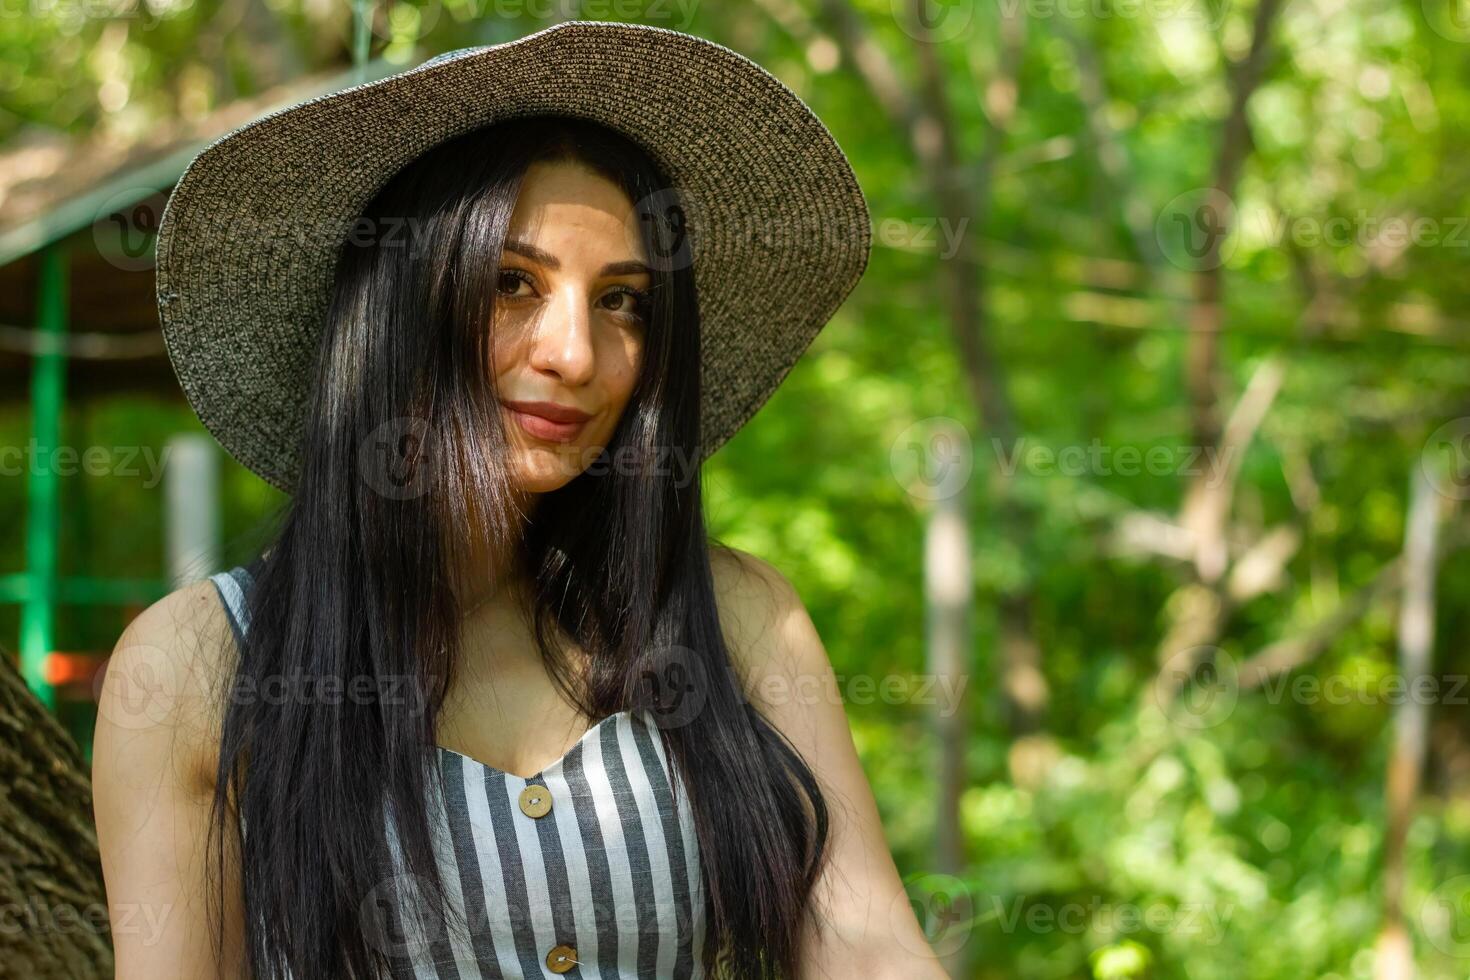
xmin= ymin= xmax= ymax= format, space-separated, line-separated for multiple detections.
xmin=4 ymin=1 xmax=1470 ymax=977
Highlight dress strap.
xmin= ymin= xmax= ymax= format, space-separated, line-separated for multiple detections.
xmin=207 ymin=562 xmax=258 ymax=648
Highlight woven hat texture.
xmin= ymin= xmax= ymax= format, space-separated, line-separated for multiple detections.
xmin=155 ymin=20 xmax=872 ymax=494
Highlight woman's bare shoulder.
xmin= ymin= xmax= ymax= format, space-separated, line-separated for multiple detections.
xmin=707 ymin=545 xmax=822 ymax=708
xmin=709 ymin=544 xmax=798 ymax=605
xmin=94 ymin=575 xmax=239 ymax=795
xmin=93 ymin=576 xmax=252 ymax=976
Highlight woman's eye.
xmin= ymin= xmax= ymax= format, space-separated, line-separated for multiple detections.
xmin=497 ymin=270 xmax=534 ymax=297
xmin=602 ymin=286 xmax=650 ymax=321
xmin=495 ymin=273 xmax=647 ymax=320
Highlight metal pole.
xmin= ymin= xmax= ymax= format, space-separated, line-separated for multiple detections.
xmin=352 ymin=0 xmax=372 ymax=81
xmin=20 ymin=243 xmax=68 ymax=708
xmin=164 ymin=434 xmax=220 ymax=589
xmin=924 ymin=480 xmax=972 ymax=978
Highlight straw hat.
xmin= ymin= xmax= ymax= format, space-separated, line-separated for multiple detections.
xmin=155 ymin=20 xmax=872 ymax=495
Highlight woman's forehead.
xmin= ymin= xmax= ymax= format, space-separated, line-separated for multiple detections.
xmin=505 ymin=165 xmax=647 ymax=266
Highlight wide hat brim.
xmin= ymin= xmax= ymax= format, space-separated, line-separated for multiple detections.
xmin=154 ymin=20 xmax=872 ymax=496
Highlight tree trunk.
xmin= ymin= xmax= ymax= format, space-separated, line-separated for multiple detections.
xmin=1376 ymin=464 xmax=1443 ymax=980
xmin=0 ymin=653 xmax=113 ymax=978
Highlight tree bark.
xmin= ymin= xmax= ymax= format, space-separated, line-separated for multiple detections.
xmin=1148 ymin=0 xmax=1288 ymax=691
xmin=1376 ymin=464 xmax=1443 ymax=980
xmin=0 ymin=653 xmax=112 ymax=978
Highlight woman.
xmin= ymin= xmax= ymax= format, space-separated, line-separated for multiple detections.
xmin=94 ymin=21 xmax=949 ymax=980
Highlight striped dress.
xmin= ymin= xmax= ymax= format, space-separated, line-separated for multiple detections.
xmin=209 ymin=563 xmax=709 ymax=979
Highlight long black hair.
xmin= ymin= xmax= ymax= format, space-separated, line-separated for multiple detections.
xmin=201 ymin=114 xmax=831 ymax=979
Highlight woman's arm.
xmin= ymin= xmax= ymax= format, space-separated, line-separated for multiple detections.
xmin=712 ymin=549 xmax=951 ymax=980
xmin=92 ymin=580 xmax=247 ymax=978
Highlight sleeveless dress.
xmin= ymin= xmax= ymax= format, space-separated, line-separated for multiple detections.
xmin=209 ymin=562 xmax=709 ymax=979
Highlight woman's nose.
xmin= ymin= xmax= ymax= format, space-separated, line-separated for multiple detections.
xmin=528 ymin=283 xmax=597 ymax=385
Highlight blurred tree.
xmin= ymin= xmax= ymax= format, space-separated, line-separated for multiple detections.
xmin=0 ymin=652 xmax=110 ymax=977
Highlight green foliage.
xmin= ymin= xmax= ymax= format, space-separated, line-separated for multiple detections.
xmin=5 ymin=0 xmax=1470 ymax=976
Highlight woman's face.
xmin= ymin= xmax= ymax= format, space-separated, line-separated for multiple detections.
xmin=491 ymin=159 xmax=651 ymax=496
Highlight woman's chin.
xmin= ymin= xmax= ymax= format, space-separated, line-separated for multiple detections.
xmin=507 ymin=448 xmax=593 ymax=494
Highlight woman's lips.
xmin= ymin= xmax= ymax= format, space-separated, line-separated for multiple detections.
xmin=502 ymin=402 xmax=591 ymax=443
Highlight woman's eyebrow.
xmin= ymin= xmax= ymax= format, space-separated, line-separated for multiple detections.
xmin=503 ymin=238 xmax=651 ymax=278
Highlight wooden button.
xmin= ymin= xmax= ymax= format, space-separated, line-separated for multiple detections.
xmin=518 ymin=784 xmax=552 ymax=818
xmin=546 ymin=943 xmax=577 ymax=973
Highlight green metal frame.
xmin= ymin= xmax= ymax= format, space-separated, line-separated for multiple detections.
xmin=6 ymin=4 xmax=396 ymax=706
xmin=18 ymin=244 xmax=66 ymax=707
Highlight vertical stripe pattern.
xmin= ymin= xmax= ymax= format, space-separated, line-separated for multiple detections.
xmin=209 ymin=564 xmax=707 ymax=979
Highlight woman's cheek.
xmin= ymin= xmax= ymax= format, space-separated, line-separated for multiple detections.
xmin=616 ymin=340 xmax=644 ymax=398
